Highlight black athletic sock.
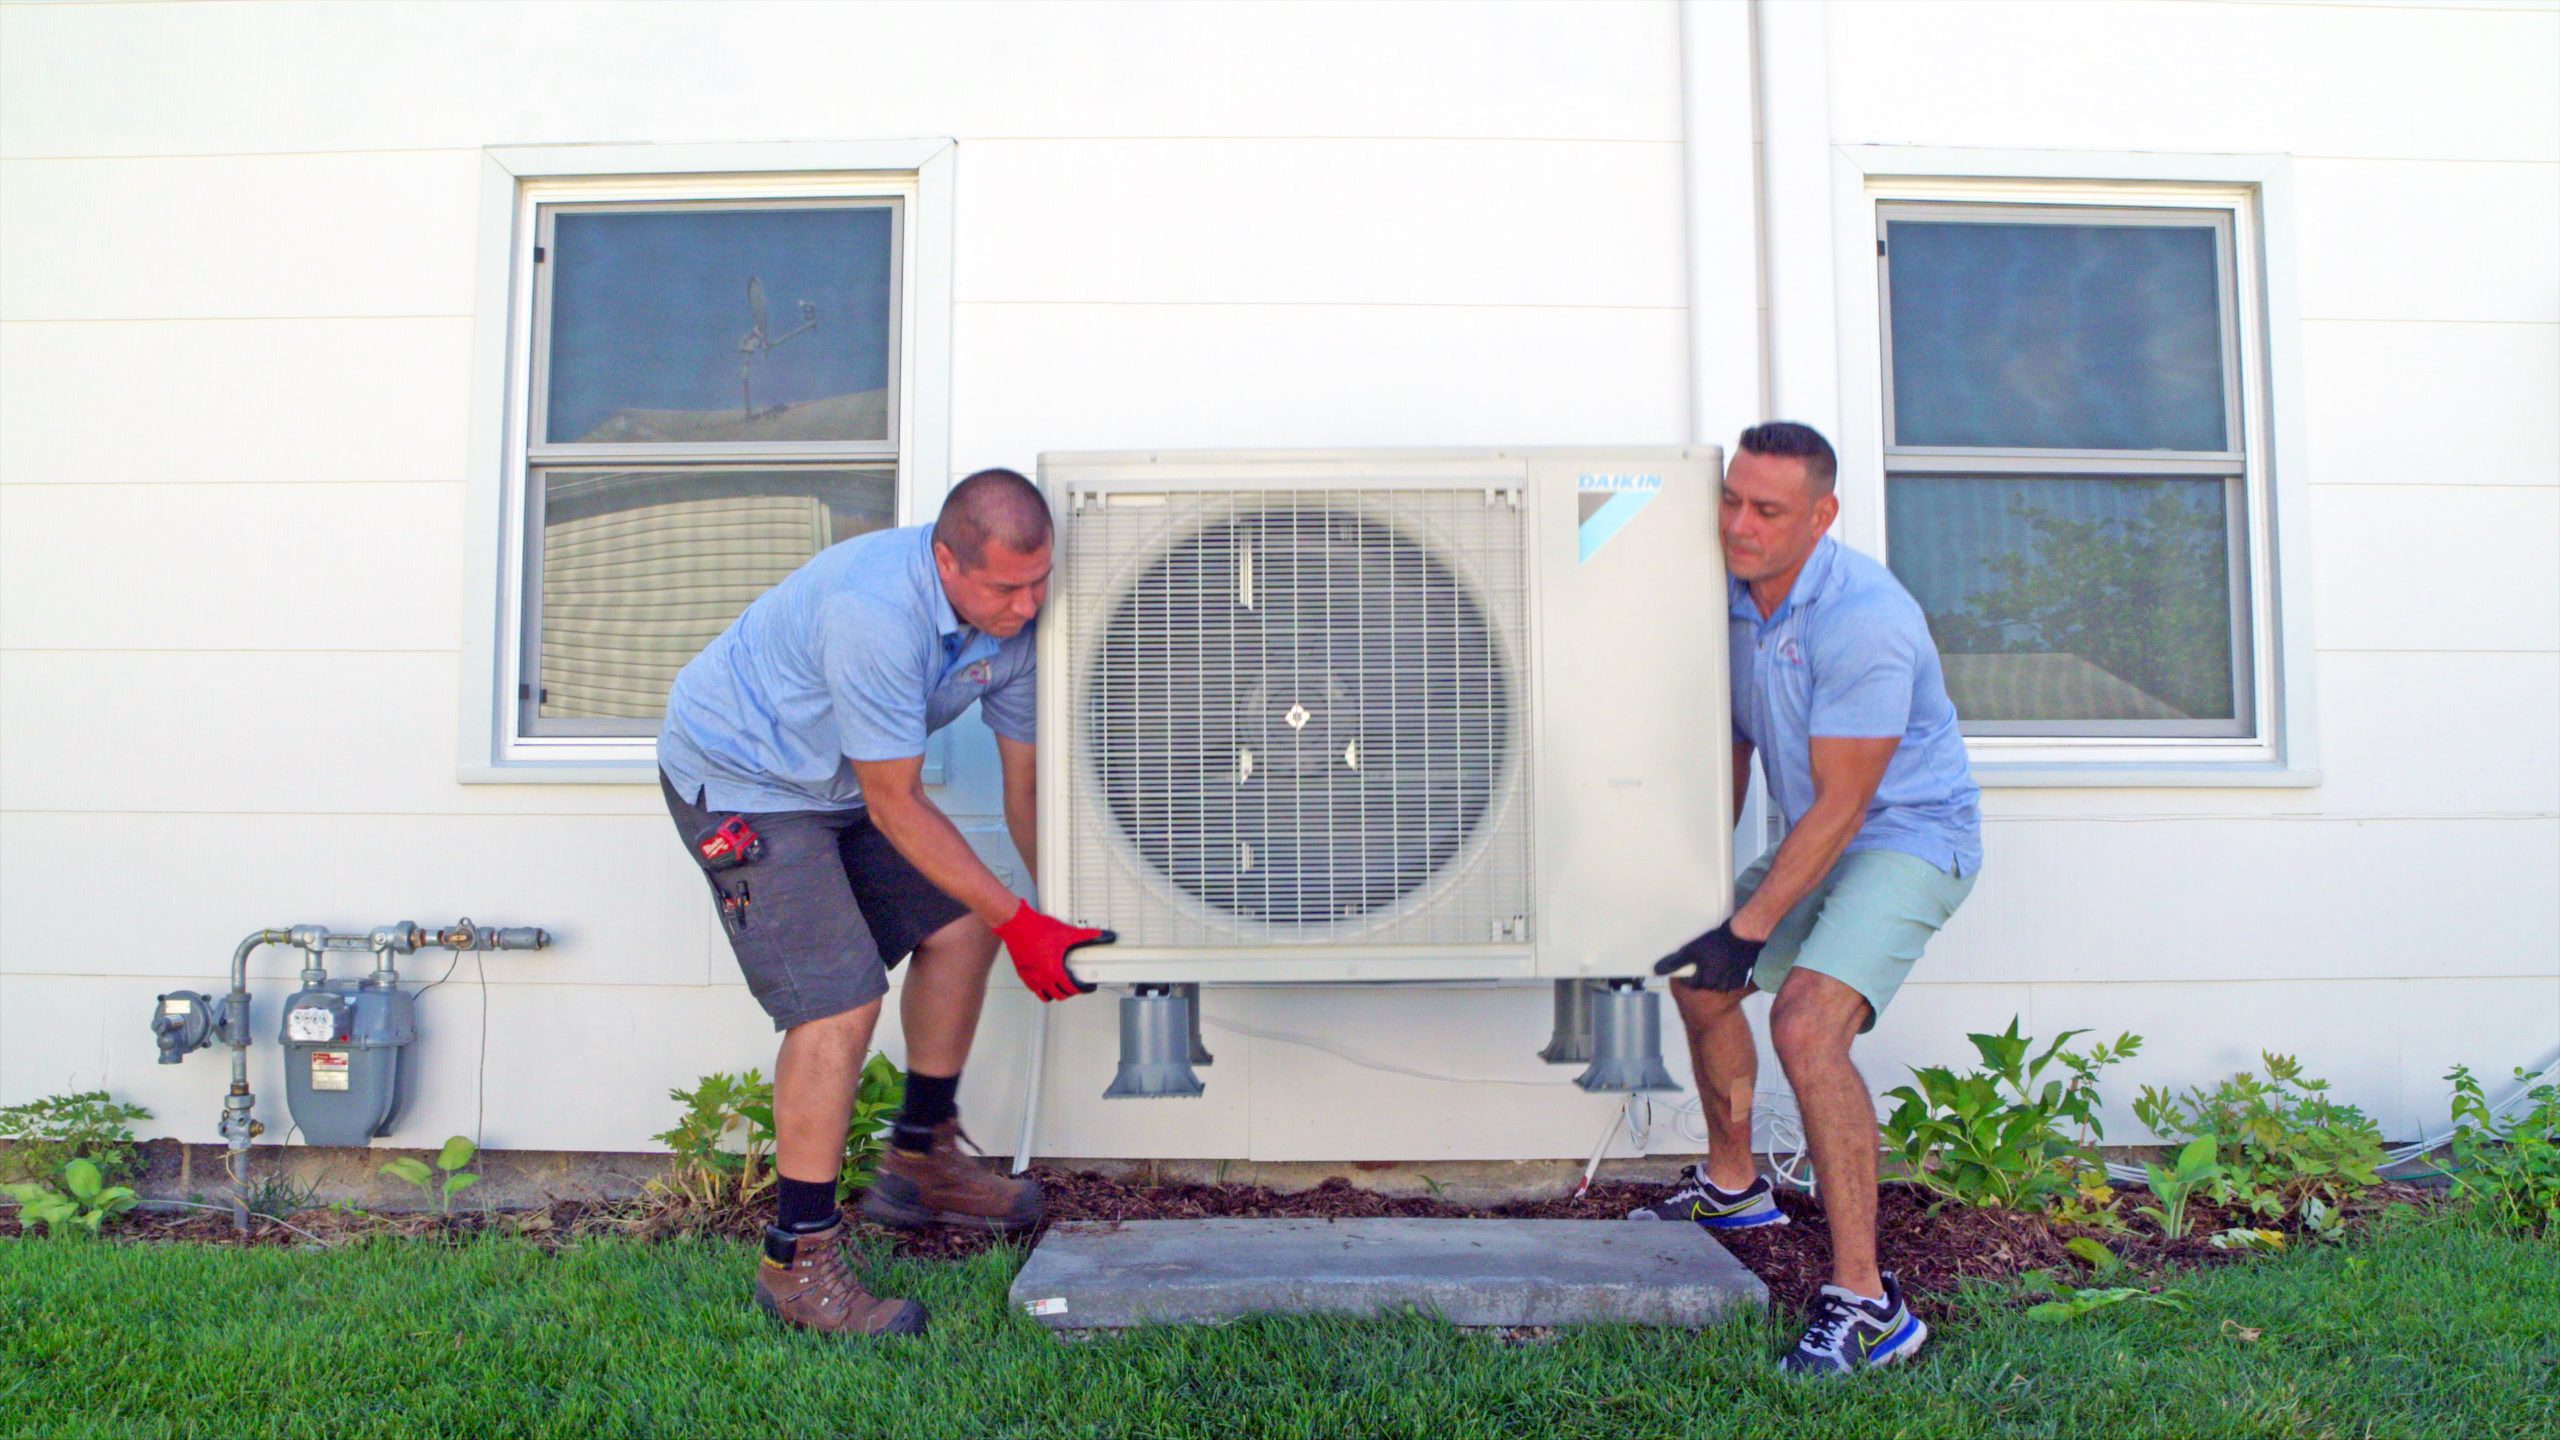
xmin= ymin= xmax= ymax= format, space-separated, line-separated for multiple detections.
xmin=892 ymin=1070 xmax=961 ymax=1152
xmin=775 ymin=1174 xmax=839 ymax=1234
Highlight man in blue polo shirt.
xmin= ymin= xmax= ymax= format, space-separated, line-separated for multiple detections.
xmin=1640 ymin=422 xmax=1981 ymax=1377
xmin=659 ymin=467 xmax=1114 ymax=1338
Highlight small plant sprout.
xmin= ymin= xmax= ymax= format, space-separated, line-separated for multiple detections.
xmin=2139 ymin=1136 xmax=2222 ymax=1240
xmin=381 ymin=1136 xmax=480 ymax=1214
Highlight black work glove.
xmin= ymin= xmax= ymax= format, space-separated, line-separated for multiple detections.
xmin=1652 ymin=922 xmax=1765 ymax=992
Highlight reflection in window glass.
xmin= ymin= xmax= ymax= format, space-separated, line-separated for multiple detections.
xmin=535 ymin=467 xmax=894 ymax=720
xmin=1887 ymin=219 xmax=2226 ymax=452
xmin=1887 ymin=476 xmax=2243 ymax=723
xmin=546 ymin=206 xmax=894 ymax=444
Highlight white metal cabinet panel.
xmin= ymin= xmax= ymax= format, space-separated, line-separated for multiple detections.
xmin=1951 ymin=817 xmax=2560 ymax=984
xmin=0 ymin=0 xmax=1681 ymax=160
xmin=2290 ymin=159 xmax=2560 ymax=325
xmin=955 ymin=139 xmax=1688 ymax=310
xmin=0 ymin=482 xmax=463 ymax=651
xmin=1033 ymin=447 xmax=1725 ymax=982
xmin=1824 ymin=0 xmax=2560 ymax=163
xmin=2309 ymin=485 xmax=2560 ymax=653
xmin=951 ymin=302 xmax=1689 ymax=466
xmin=2300 ymin=321 xmax=2560 ymax=490
xmin=0 ymin=152 xmax=480 ymax=321
xmin=0 ymin=812 xmax=717 ymax=989
xmin=0 ymin=319 xmax=473 ymax=486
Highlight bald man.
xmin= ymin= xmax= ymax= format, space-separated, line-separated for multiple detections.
xmin=658 ymin=467 xmax=1114 ymax=1337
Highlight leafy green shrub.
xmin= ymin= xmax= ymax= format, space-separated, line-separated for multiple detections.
xmin=652 ymin=1056 xmax=906 ymax=1211
xmin=381 ymin=1136 xmax=480 ymax=1214
xmin=3 ymin=1158 xmax=140 ymax=1237
xmin=1881 ymin=1018 xmax=2141 ymax=1213
xmin=0 ymin=1090 xmax=152 ymax=1186
xmin=2444 ymin=1064 xmax=2560 ymax=1235
xmin=653 ymin=1069 xmax=777 ymax=1209
xmin=837 ymin=1052 xmax=907 ymax=1202
xmin=2134 ymin=1052 xmax=2384 ymax=1222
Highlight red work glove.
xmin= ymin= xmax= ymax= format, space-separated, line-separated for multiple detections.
xmin=994 ymin=901 xmax=1113 ymax=1002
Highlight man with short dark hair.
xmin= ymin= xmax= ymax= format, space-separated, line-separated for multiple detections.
xmin=658 ymin=467 xmax=1114 ymax=1337
xmin=1637 ymin=421 xmax=1981 ymax=1376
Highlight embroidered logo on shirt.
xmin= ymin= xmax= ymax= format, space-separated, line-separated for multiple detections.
xmin=966 ymin=660 xmax=992 ymax=686
xmin=1777 ymin=638 xmax=1806 ymax=667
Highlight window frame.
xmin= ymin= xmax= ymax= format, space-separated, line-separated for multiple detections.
xmin=1875 ymin=197 xmax=2259 ymax=741
xmin=457 ymin=141 xmax=955 ymax=782
xmin=1826 ymin=149 xmax=2319 ymax=785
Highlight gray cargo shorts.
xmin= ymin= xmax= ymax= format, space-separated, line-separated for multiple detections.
xmin=661 ymin=772 xmax=971 ymax=1032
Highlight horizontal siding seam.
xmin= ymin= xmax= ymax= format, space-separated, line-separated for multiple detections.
xmin=0 ymin=137 xmax=1686 ymax=165
xmin=3 ymin=807 xmax=2546 ymax=823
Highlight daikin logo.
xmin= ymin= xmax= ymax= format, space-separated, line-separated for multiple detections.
xmin=1576 ymin=473 xmax=1664 ymax=563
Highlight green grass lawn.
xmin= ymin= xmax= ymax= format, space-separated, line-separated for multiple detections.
xmin=3 ymin=1207 xmax=2552 ymax=1440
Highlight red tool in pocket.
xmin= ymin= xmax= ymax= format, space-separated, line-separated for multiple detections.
xmin=692 ymin=814 xmax=764 ymax=870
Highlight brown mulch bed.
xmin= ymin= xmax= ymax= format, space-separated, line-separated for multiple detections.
xmin=4 ymin=1168 xmax=2441 ymax=1313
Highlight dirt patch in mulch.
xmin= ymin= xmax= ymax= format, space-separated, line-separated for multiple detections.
xmin=4 ymin=1172 xmax=2438 ymax=1313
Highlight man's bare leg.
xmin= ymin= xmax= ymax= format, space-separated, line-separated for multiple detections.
xmin=773 ymin=1002 xmax=882 ymax=1183
xmin=1669 ymin=982 xmax=1761 ymax=1191
xmin=898 ymin=913 xmax=1000 ymax=1076
xmin=1769 ymin=968 xmax=1882 ymax=1297
xmin=862 ymin=912 xmax=1039 ymax=1231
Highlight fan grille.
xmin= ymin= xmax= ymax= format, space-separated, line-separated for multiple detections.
xmin=1065 ymin=488 xmax=1532 ymax=945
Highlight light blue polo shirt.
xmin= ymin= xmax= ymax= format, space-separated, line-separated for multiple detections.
xmin=658 ymin=525 xmax=1036 ymax=813
xmin=1730 ymin=536 xmax=1981 ymax=876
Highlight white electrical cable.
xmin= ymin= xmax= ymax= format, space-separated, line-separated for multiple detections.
xmin=2100 ymin=1051 xmax=2560 ymax=1186
xmin=1201 ymin=1004 xmax=2556 ymax=1201
xmin=1198 ymin=1015 xmax=1584 ymax=1089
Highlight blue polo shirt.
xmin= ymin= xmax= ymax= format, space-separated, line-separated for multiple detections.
xmin=658 ymin=525 xmax=1036 ymax=813
xmin=1730 ymin=536 xmax=1980 ymax=876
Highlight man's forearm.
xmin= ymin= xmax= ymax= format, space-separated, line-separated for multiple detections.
xmin=867 ymin=790 xmax=1022 ymax=926
xmin=1003 ymin=794 xmax=1037 ymax=893
xmin=1730 ymin=797 xmax=1864 ymax=942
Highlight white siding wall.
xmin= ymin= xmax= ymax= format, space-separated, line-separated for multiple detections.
xmin=1807 ymin=0 xmax=2560 ymax=1139
xmin=2 ymin=0 xmax=2552 ymax=1165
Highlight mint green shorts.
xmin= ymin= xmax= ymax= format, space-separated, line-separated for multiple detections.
xmin=1737 ymin=848 xmax=1976 ymax=1032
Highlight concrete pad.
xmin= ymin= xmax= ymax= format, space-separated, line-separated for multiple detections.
xmin=1008 ymin=1218 xmax=1767 ymax=1331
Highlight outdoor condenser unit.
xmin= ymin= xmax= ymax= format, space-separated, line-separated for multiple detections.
xmin=1036 ymin=448 xmax=1733 ymax=1091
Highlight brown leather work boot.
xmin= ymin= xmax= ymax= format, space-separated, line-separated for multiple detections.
xmin=753 ymin=1221 xmax=927 ymax=1336
xmin=860 ymin=1119 xmax=1044 ymax=1233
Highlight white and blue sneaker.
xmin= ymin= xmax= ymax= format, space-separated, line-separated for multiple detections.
xmin=1625 ymin=1163 xmax=1790 ymax=1230
xmin=1779 ymin=1273 xmax=1927 ymax=1377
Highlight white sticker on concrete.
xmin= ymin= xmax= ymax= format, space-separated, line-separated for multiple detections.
xmin=1024 ymin=1297 xmax=1069 ymax=1317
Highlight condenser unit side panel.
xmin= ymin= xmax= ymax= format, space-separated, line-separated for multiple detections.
xmin=1527 ymin=449 xmax=1732 ymax=978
